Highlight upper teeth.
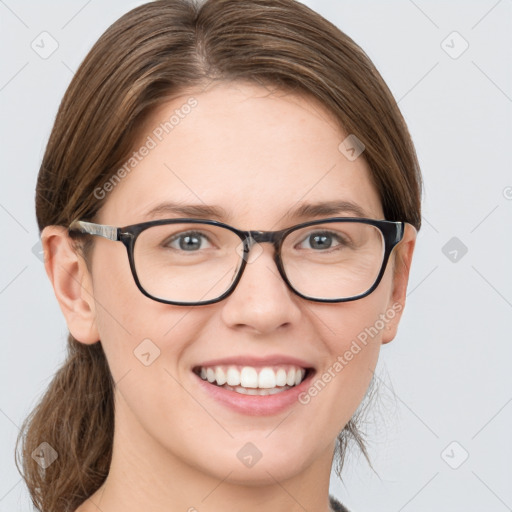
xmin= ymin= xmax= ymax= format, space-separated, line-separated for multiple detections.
xmin=197 ymin=365 xmax=307 ymax=388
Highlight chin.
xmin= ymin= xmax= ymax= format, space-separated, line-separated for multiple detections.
xmin=196 ymin=444 xmax=315 ymax=486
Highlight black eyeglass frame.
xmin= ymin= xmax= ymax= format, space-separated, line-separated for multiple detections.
xmin=68 ymin=217 xmax=407 ymax=306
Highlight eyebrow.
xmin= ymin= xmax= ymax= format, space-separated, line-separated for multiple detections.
xmin=141 ymin=199 xmax=370 ymax=222
xmin=142 ymin=202 xmax=230 ymax=221
xmin=284 ymin=200 xmax=370 ymax=220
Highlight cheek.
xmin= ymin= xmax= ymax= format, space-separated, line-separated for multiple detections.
xmin=314 ymin=287 xmax=391 ymax=357
xmin=303 ymin=280 xmax=394 ymax=411
xmin=89 ymin=245 xmax=171 ymax=377
xmin=89 ymin=244 xmax=212 ymax=394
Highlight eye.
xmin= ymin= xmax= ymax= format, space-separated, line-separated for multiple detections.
xmin=297 ymin=230 xmax=348 ymax=251
xmin=164 ymin=231 xmax=213 ymax=252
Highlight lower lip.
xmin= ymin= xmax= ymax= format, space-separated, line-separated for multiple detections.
xmin=193 ymin=370 xmax=315 ymax=416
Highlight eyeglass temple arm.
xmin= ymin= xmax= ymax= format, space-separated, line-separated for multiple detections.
xmin=68 ymin=220 xmax=119 ymax=241
xmin=396 ymin=222 xmax=405 ymax=243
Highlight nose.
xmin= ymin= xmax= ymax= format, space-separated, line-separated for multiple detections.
xmin=219 ymin=241 xmax=302 ymax=335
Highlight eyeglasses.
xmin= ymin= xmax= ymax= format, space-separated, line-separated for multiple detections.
xmin=68 ymin=217 xmax=408 ymax=306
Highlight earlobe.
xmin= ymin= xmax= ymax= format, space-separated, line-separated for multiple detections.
xmin=381 ymin=223 xmax=417 ymax=344
xmin=41 ymin=225 xmax=100 ymax=344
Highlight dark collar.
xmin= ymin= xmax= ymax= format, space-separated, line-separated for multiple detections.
xmin=329 ymin=494 xmax=350 ymax=512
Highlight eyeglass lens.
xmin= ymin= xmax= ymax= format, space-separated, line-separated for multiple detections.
xmin=133 ymin=221 xmax=385 ymax=303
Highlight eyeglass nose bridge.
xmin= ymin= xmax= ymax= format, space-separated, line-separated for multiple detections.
xmin=246 ymin=229 xmax=281 ymax=243
xmin=241 ymin=229 xmax=283 ymax=253
xmin=237 ymin=230 xmax=286 ymax=268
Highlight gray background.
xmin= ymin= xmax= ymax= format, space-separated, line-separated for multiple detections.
xmin=1 ymin=1 xmax=511 ymax=510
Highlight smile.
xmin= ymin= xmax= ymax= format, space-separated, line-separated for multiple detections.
xmin=193 ymin=364 xmax=310 ymax=396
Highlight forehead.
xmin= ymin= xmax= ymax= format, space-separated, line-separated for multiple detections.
xmin=97 ymin=81 xmax=383 ymax=228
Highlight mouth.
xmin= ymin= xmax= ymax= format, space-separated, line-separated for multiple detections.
xmin=192 ymin=364 xmax=314 ymax=396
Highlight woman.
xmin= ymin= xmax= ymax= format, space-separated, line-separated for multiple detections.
xmin=16 ymin=0 xmax=422 ymax=511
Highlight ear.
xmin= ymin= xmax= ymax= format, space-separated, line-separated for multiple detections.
xmin=41 ymin=225 xmax=99 ymax=344
xmin=381 ymin=223 xmax=417 ymax=344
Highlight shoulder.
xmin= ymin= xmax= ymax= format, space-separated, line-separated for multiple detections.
xmin=329 ymin=494 xmax=351 ymax=512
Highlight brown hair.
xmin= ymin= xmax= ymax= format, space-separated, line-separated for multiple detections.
xmin=16 ymin=0 xmax=422 ymax=510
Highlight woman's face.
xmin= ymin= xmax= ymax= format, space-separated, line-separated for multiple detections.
xmin=75 ymin=81 xmax=413 ymax=485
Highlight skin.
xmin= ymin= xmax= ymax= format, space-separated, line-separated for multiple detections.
xmin=42 ymin=81 xmax=416 ymax=512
